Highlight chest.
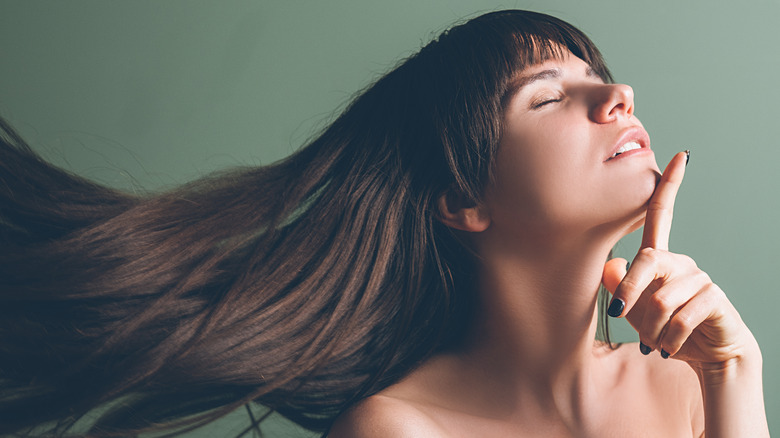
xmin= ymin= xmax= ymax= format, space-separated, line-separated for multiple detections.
xmin=425 ymin=388 xmax=695 ymax=438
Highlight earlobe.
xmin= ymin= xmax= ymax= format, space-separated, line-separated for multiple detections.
xmin=436 ymin=191 xmax=491 ymax=233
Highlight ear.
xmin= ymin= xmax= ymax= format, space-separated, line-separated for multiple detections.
xmin=436 ymin=190 xmax=491 ymax=233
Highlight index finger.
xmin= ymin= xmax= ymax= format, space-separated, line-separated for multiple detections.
xmin=640 ymin=150 xmax=689 ymax=250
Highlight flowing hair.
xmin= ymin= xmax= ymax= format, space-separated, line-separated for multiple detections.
xmin=0 ymin=10 xmax=614 ymax=437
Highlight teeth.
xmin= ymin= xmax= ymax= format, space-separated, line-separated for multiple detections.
xmin=611 ymin=141 xmax=641 ymax=157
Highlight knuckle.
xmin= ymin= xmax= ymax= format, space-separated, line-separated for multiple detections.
xmin=637 ymin=247 xmax=656 ymax=259
xmin=649 ymin=293 xmax=673 ymax=313
xmin=677 ymin=253 xmax=697 ymax=269
xmin=618 ymin=276 xmax=641 ymax=294
xmin=670 ymin=312 xmax=694 ymax=333
xmin=703 ymin=282 xmax=725 ymax=300
xmin=695 ymin=271 xmax=712 ymax=285
xmin=637 ymin=247 xmax=664 ymax=266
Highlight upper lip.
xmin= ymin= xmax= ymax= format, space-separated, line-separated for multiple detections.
xmin=605 ymin=126 xmax=651 ymax=161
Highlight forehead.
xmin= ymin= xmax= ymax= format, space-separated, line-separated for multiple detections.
xmin=505 ymin=55 xmax=599 ymax=97
xmin=519 ymin=52 xmax=595 ymax=78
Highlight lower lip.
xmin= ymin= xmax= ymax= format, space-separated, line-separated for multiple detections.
xmin=605 ymin=148 xmax=653 ymax=162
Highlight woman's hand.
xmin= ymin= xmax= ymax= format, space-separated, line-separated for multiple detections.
xmin=602 ymin=151 xmax=768 ymax=437
xmin=602 ymin=151 xmax=757 ymax=369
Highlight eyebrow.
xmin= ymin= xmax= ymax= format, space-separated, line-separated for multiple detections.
xmin=512 ymin=68 xmax=562 ymax=89
xmin=502 ymin=65 xmax=600 ymax=104
xmin=513 ymin=66 xmax=599 ymax=88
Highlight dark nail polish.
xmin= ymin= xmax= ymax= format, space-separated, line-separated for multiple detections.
xmin=625 ymin=260 xmax=630 ymax=271
xmin=607 ymin=298 xmax=625 ymax=318
xmin=639 ymin=342 xmax=652 ymax=355
xmin=661 ymin=349 xmax=670 ymax=359
xmin=684 ymin=150 xmax=690 ymax=166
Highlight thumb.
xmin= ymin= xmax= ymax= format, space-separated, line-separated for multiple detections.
xmin=602 ymin=257 xmax=628 ymax=294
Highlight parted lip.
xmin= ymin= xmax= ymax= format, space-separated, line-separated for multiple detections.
xmin=605 ymin=126 xmax=651 ymax=162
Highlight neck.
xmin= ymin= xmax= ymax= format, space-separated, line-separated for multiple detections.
xmin=455 ymin=230 xmax=620 ymax=423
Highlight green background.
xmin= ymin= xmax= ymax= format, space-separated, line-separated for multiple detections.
xmin=1 ymin=0 xmax=777 ymax=436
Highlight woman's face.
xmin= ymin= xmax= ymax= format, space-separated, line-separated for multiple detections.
xmin=483 ymin=53 xmax=660 ymax=244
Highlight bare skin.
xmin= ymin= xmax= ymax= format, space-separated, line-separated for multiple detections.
xmin=330 ymin=55 xmax=768 ymax=437
xmin=337 ymin=343 xmax=702 ymax=437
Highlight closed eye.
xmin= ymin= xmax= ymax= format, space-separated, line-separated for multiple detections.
xmin=531 ymin=97 xmax=561 ymax=109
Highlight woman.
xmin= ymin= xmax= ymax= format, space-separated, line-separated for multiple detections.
xmin=0 ymin=9 xmax=768 ymax=437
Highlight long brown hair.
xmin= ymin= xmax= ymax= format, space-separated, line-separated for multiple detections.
xmin=0 ymin=10 xmax=614 ymax=437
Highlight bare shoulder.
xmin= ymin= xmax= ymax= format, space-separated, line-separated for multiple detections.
xmin=618 ymin=342 xmax=704 ymax=431
xmin=328 ymin=394 xmax=446 ymax=438
xmin=614 ymin=342 xmax=699 ymax=391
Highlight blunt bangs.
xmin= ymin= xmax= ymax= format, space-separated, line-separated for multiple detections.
xmin=473 ymin=11 xmax=614 ymax=106
xmin=421 ymin=10 xmax=612 ymax=201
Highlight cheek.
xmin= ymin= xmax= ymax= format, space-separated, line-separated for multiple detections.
xmin=488 ymin=137 xmax=593 ymax=228
xmin=487 ymin=140 xmax=660 ymax=235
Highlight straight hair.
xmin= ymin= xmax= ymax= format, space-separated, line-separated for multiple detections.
xmin=0 ymin=10 xmax=614 ymax=437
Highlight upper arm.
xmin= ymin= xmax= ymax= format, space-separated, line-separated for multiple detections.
xmin=327 ymin=395 xmax=445 ymax=438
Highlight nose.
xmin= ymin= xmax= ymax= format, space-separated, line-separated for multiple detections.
xmin=589 ymin=83 xmax=635 ymax=123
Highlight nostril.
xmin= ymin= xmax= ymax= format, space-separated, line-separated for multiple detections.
xmin=608 ymin=97 xmax=634 ymax=120
xmin=611 ymin=102 xmax=632 ymax=117
xmin=590 ymin=83 xmax=635 ymax=123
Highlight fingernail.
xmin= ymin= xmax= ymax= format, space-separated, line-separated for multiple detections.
xmin=684 ymin=150 xmax=690 ymax=166
xmin=660 ymin=349 xmax=670 ymax=359
xmin=607 ymin=298 xmax=624 ymax=317
xmin=639 ymin=342 xmax=652 ymax=355
xmin=625 ymin=261 xmax=630 ymax=271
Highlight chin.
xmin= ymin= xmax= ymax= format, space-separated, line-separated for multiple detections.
xmin=589 ymin=188 xmax=652 ymax=245
xmin=625 ymin=167 xmax=660 ymax=220
xmin=624 ymin=214 xmax=646 ymax=236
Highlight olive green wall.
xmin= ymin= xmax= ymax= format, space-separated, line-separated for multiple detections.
xmin=1 ymin=0 xmax=777 ymax=435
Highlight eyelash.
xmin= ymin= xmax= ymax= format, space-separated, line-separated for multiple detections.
xmin=531 ymin=97 xmax=562 ymax=109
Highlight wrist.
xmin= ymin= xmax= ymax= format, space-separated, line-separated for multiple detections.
xmin=693 ymin=339 xmax=768 ymax=438
xmin=692 ymin=337 xmax=762 ymax=386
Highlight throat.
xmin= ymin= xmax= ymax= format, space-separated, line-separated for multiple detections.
xmin=455 ymin=240 xmax=616 ymax=394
